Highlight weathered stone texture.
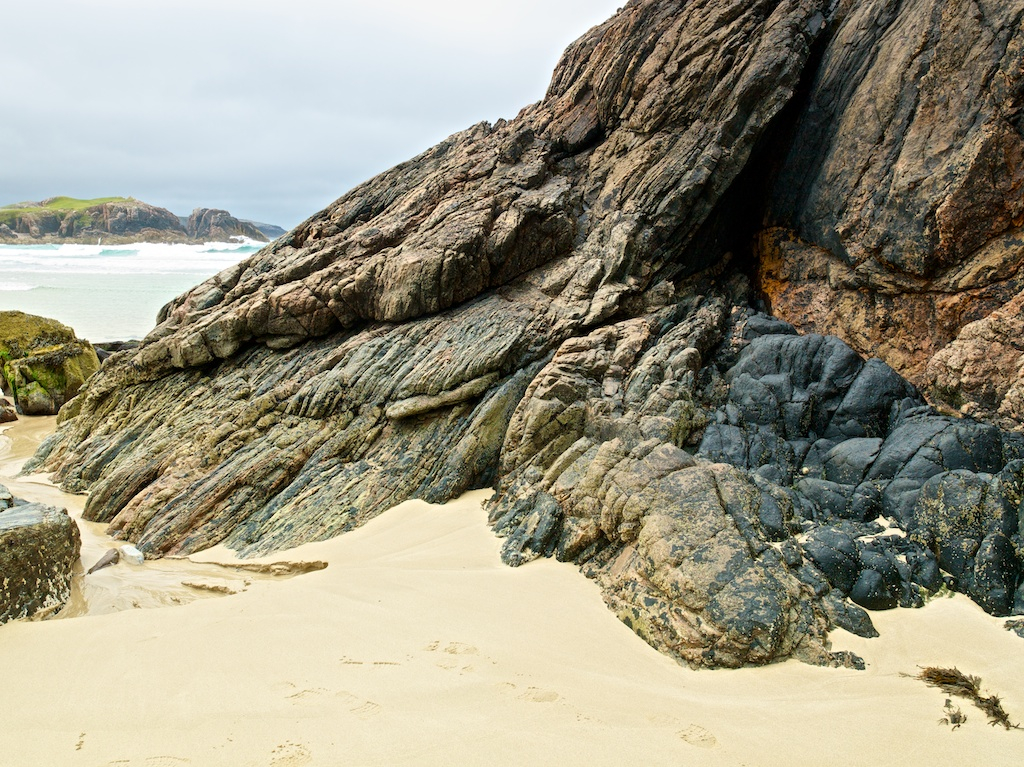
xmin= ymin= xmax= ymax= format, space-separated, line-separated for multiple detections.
xmin=0 ymin=496 xmax=81 ymax=623
xmin=759 ymin=0 xmax=1024 ymax=424
xmin=23 ymin=0 xmax=1024 ymax=666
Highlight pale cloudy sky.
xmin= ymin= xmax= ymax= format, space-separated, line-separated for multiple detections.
xmin=1 ymin=0 xmax=622 ymax=228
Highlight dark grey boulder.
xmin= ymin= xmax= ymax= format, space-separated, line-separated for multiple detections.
xmin=822 ymin=439 xmax=883 ymax=486
xmin=694 ymin=327 xmax=1024 ymax=622
xmin=849 ymin=546 xmax=902 ymax=611
xmin=0 ymin=497 xmax=81 ymax=623
xmin=969 ymin=532 xmax=1020 ymax=617
xmin=802 ymin=529 xmax=860 ymax=596
xmin=823 ymin=591 xmax=878 ymax=638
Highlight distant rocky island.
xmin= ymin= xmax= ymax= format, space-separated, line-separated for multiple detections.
xmin=0 ymin=196 xmax=286 ymax=244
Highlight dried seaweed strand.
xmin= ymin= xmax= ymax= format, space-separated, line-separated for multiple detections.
xmin=905 ymin=666 xmax=1022 ymax=731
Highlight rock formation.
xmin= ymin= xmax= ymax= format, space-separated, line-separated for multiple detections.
xmin=186 ymin=208 xmax=267 ymax=242
xmin=0 ymin=311 xmax=100 ymax=416
xmin=1 ymin=198 xmax=188 ymax=241
xmin=243 ymin=220 xmax=288 ymax=240
xmin=0 ymin=197 xmax=273 ymax=244
xmin=0 ymin=486 xmax=81 ymax=623
xmin=73 ymin=199 xmax=186 ymax=239
xmin=757 ymin=0 xmax=1024 ymax=425
xmin=25 ymin=0 xmax=1024 ymax=666
xmin=927 ymin=292 xmax=1024 ymax=430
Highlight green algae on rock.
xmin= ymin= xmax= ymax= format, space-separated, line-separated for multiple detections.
xmin=0 ymin=311 xmax=100 ymax=416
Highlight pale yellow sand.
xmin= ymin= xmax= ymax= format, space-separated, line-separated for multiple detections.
xmin=1 ymin=416 xmax=1021 ymax=766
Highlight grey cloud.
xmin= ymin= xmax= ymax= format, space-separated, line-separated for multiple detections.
xmin=1 ymin=0 xmax=622 ymax=227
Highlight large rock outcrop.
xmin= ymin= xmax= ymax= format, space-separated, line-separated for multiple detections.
xmin=0 ymin=487 xmax=81 ymax=623
xmin=72 ymin=199 xmax=186 ymax=239
xmin=25 ymin=0 xmax=1024 ymax=666
xmin=186 ymin=208 xmax=266 ymax=242
xmin=757 ymin=0 xmax=1024 ymax=425
xmin=0 ymin=311 xmax=100 ymax=416
xmin=1 ymin=197 xmax=188 ymax=241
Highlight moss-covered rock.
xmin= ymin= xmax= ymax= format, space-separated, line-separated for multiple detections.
xmin=0 ymin=311 xmax=100 ymax=415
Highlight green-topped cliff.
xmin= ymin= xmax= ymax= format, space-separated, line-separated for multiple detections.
xmin=0 ymin=197 xmax=275 ymax=243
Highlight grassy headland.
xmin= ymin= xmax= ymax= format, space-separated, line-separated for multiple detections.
xmin=0 ymin=196 xmax=132 ymax=227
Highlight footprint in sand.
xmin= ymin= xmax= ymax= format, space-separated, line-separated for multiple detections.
xmin=286 ymin=687 xmax=330 ymax=702
xmin=495 ymin=682 xmax=560 ymax=704
xmin=424 ymin=640 xmax=482 ymax=673
xmin=270 ymin=742 xmax=312 ymax=766
xmin=435 ymin=658 xmax=476 ymax=673
xmin=443 ymin=642 xmax=478 ymax=656
xmin=518 ymin=686 xmax=560 ymax=703
xmin=338 ymin=691 xmax=383 ymax=720
xmin=424 ymin=640 xmax=479 ymax=656
xmin=351 ymin=700 xmax=383 ymax=719
xmin=677 ymin=724 xmax=718 ymax=749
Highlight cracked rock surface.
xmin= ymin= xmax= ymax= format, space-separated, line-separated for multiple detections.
xmin=26 ymin=0 xmax=1024 ymax=666
xmin=0 ymin=486 xmax=81 ymax=623
xmin=759 ymin=0 xmax=1024 ymax=425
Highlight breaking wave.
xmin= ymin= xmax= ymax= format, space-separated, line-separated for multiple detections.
xmin=0 ymin=239 xmax=262 ymax=276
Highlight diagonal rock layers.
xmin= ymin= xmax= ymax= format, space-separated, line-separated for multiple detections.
xmin=28 ymin=0 xmax=1024 ymax=666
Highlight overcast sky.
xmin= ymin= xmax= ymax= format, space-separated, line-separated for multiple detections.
xmin=1 ymin=1 xmax=623 ymax=228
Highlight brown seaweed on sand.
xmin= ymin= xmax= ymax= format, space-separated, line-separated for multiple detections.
xmin=907 ymin=667 xmax=1022 ymax=731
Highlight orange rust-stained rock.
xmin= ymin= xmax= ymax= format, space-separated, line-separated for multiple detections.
xmin=759 ymin=0 xmax=1024 ymax=421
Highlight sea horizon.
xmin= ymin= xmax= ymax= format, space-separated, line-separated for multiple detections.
xmin=0 ymin=239 xmax=262 ymax=343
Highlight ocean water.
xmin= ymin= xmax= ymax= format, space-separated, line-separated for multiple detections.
xmin=0 ymin=240 xmax=263 ymax=343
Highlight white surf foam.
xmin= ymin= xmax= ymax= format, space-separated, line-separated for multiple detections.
xmin=0 ymin=240 xmax=262 ymax=275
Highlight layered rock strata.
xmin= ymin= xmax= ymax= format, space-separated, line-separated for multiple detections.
xmin=0 ymin=487 xmax=81 ymax=623
xmin=26 ymin=0 xmax=1024 ymax=666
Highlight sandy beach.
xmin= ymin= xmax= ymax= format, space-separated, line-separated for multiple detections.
xmin=1 ymin=416 xmax=1021 ymax=766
